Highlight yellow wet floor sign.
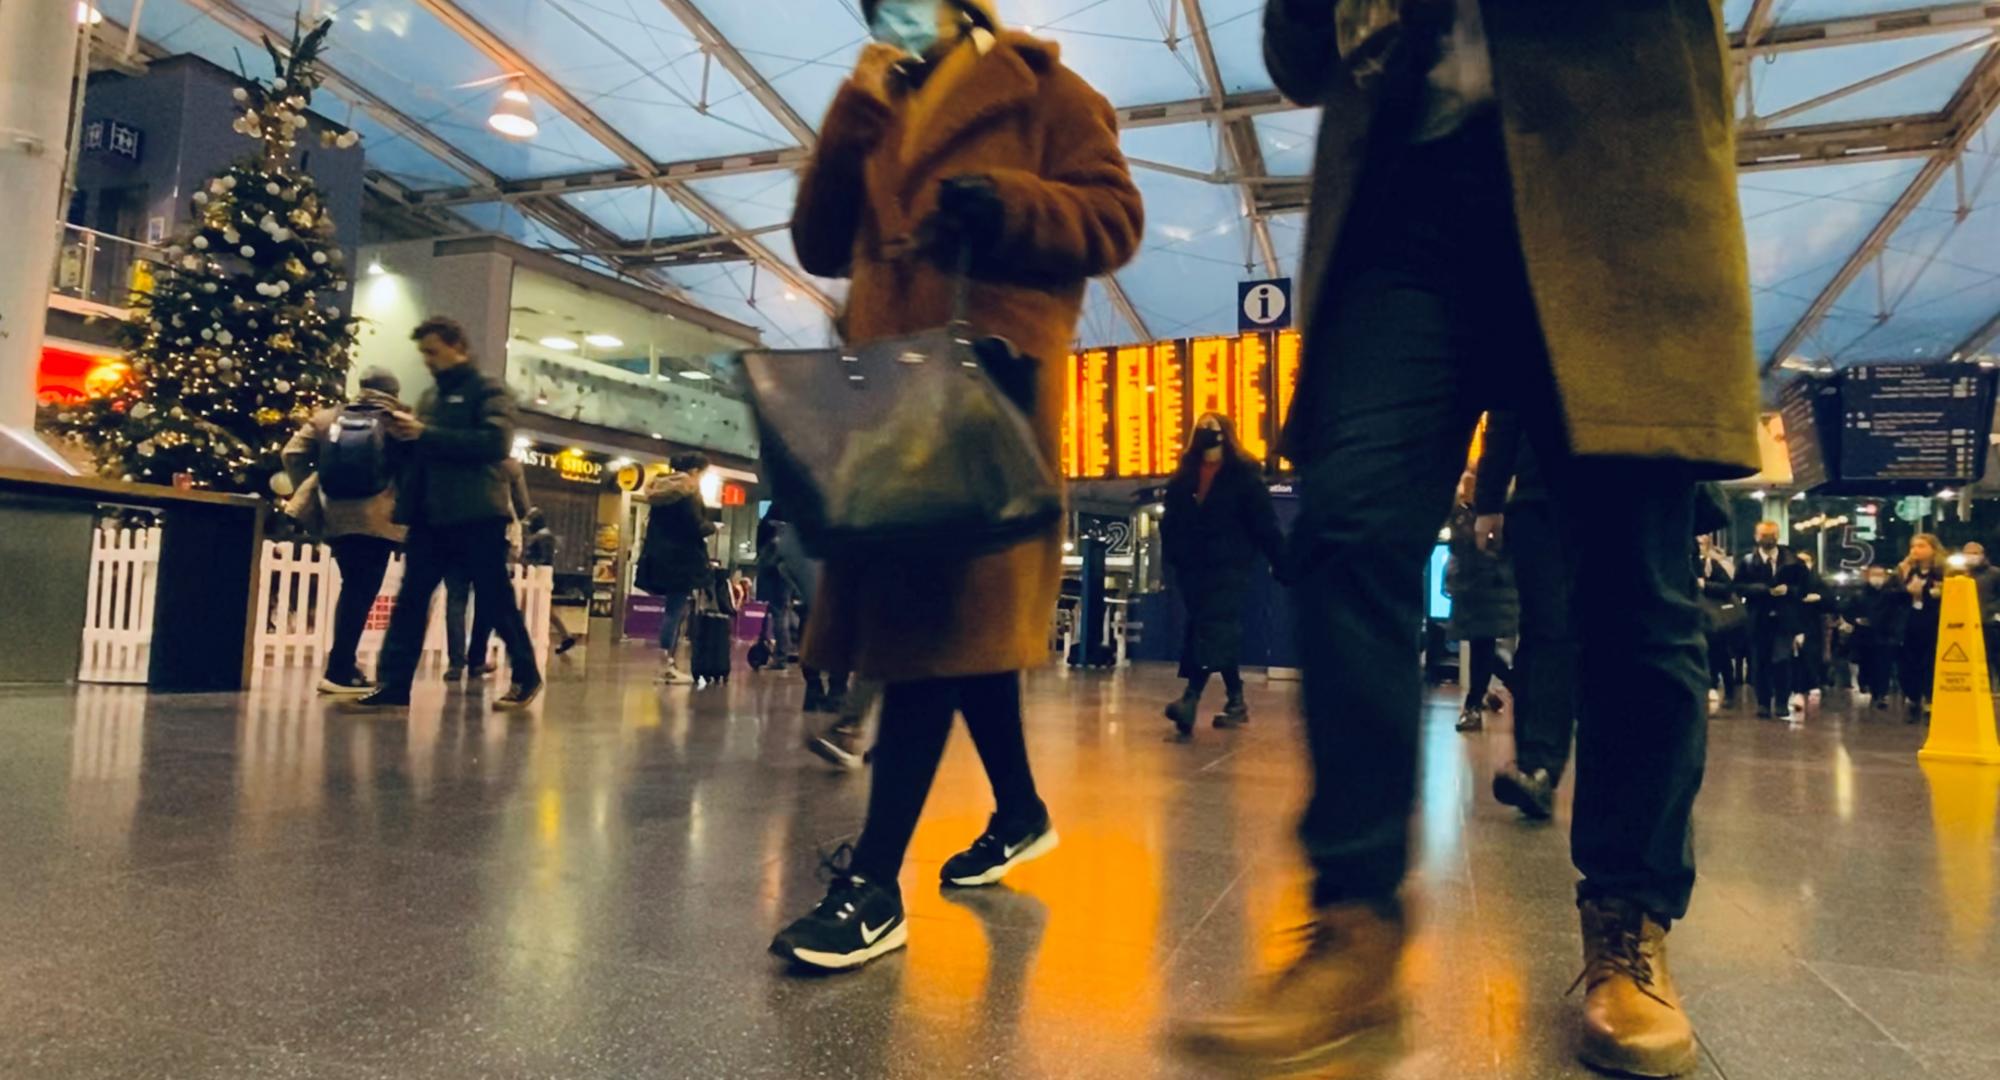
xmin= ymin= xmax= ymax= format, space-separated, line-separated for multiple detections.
xmin=1922 ymin=576 xmax=2000 ymax=764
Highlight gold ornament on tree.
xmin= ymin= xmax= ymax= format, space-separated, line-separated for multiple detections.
xmin=255 ymin=407 xmax=283 ymax=426
xmin=269 ymin=332 xmax=297 ymax=352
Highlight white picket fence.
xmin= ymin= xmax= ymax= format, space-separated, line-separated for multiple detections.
xmin=79 ymin=527 xmax=553 ymax=685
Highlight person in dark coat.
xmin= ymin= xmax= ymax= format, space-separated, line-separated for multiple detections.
xmin=634 ymin=452 xmax=717 ymax=685
xmin=1695 ymin=535 xmax=1746 ymax=708
xmin=358 ymin=316 xmax=541 ymax=711
xmin=1161 ymin=413 xmax=1286 ymax=739
xmin=1849 ymin=563 xmax=1908 ymax=707
xmin=1446 ymin=470 xmax=1519 ymax=733
xmin=1472 ymin=411 xmax=1569 ymax=817
xmin=1899 ymin=534 xmax=1947 ymax=725
xmin=755 ymin=505 xmax=796 ymax=673
xmin=1736 ymin=522 xmax=1811 ymax=720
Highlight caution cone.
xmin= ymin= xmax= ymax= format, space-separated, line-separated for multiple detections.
xmin=1920 ymin=576 xmax=2000 ymax=764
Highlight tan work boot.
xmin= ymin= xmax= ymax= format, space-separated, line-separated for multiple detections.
xmin=1573 ymin=899 xmax=1699 ymax=1077
xmin=1173 ymin=899 xmax=1407 ymax=1070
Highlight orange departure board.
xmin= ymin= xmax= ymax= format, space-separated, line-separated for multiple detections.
xmin=1236 ymin=333 xmax=1272 ymax=464
xmin=1275 ymin=329 xmax=1302 ymax=469
xmin=1112 ymin=342 xmax=1185 ymax=477
xmin=1065 ymin=331 xmax=1294 ymax=479
xmin=1065 ymin=348 xmax=1112 ymax=479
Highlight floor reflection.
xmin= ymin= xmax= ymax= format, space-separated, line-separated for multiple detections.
xmin=1 ymin=656 xmax=1996 ymax=1077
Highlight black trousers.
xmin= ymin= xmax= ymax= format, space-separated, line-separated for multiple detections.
xmin=376 ymin=522 xmax=539 ymax=693
xmin=325 ymin=535 xmax=396 ymax=681
xmin=1185 ymin=666 xmax=1244 ymax=700
xmin=851 ymin=672 xmax=1046 ymax=885
xmin=1289 ymin=116 xmax=1707 ymax=920
xmin=1749 ymin=625 xmax=1794 ymax=713
xmin=1507 ymin=500 xmax=1576 ymax=780
xmin=1462 ymin=638 xmax=1510 ymax=712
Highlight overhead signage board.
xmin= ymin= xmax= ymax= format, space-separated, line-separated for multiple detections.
xmin=1839 ymin=364 xmax=1994 ymax=484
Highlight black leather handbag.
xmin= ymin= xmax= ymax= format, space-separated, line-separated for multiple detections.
xmin=738 ymin=277 xmax=1061 ymax=561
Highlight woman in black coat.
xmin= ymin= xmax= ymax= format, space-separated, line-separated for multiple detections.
xmin=634 ymin=452 xmax=718 ymax=685
xmin=1446 ymin=470 xmax=1520 ymax=732
xmin=1899 ymin=534 xmax=1947 ymax=724
xmin=1161 ymin=413 xmax=1285 ymax=739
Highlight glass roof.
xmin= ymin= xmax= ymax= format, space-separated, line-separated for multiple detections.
xmin=119 ymin=0 xmax=2000 ymax=362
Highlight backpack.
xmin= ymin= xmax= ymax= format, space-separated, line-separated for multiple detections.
xmin=318 ymin=403 xmax=392 ymax=499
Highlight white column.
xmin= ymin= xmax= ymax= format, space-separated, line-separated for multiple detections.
xmin=0 ymin=0 xmax=85 ymax=470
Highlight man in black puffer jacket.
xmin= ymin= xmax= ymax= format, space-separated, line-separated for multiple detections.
xmin=357 ymin=316 xmax=542 ymax=711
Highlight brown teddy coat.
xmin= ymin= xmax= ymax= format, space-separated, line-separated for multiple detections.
xmin=792 ymin=31 xmax=1143 ymax=681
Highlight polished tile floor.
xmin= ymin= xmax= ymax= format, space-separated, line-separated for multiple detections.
xmin=3 ymin=649 xmax=1998 ymax=1079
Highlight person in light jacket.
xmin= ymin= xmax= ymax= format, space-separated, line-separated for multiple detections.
xmin=283 ymin=367 xmax=409 ymax=696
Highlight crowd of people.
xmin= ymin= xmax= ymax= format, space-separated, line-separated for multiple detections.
xmin=268 ymin=1 xmax=1916 ymax=1075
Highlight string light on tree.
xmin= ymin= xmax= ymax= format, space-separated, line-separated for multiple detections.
xmin=40 ymin=18 xmax=361 ymax=495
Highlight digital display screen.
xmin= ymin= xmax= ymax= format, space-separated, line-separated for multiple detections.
xmin=1063 ymin=329 xmax=1305 ymax=480
xmin=1064 ymin=348 xmax=1112 ymax=479
xmin=1839 ymin=364 xmax=1994 ymax=483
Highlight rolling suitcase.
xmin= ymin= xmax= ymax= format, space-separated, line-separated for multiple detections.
xmin=691 ymin=608 xmax=734 ymax=685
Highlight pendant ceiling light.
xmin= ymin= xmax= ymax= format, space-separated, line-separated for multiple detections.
xmin=488 ymin=80 xmax=538 ymax=139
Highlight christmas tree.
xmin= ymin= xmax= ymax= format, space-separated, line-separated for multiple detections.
xmin=45 ymin=18 xmax=362 ymax=495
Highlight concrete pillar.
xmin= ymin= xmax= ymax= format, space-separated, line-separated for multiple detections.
xmin=0 ymin=0 xmax=84 ymax=471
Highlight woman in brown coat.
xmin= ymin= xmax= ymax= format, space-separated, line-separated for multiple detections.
xmin=769 ymin=0 xmax=1142 ymax=972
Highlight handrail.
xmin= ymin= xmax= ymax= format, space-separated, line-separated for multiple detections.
xmin=51 ymin=222 xmax=165 ymax=311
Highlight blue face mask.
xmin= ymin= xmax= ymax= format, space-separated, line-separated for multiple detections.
xmin=871 ymin=0 xmax=943 ymax=57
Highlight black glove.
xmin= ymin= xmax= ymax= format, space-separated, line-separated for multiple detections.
xmin=926 ymin=174 xmax=1005 ymax=262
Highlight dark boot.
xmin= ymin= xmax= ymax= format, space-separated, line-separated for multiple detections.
xmin=1165 ymin=690 xmax=1201 ymax=738
xmin=1213 ymin=696 xmax=1250 ymax=729
xmin=1574 ymin=900 xmax=1697 ymax=1077
xmin=1173 ymin=900 xmax=1407 ymax=1069
xmin=1492 ymin=762 xmax=1555 ymax=820
xmin=1455 ymin=707 xmax=1483 ymax=733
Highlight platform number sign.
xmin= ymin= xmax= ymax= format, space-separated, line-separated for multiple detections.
xmin=1238 ymin=278 xmax=1292 ymax=332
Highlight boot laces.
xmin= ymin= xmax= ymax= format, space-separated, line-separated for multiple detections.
xmin=1569 ymin=912 xmax=1672 ymax=1008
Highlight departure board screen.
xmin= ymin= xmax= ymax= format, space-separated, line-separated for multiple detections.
xmin=1111 ymin=343 xmax=1186 ymax=477
xmin=1064 ymin=348 xmax=1112 ymax=479
xmin=1064 ymin=331 xmax=1296 ymax=480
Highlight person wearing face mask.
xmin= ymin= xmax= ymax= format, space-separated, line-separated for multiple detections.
xmin=1736 ymin=522 xmax=1810 ymax=720
xmin=1900 ymin=534 xmax=1948 ymax=724
xmin=1848 ymin=563 xmax=1908 ymax=707
xmin=769 ymin=0 xmax=1143 ymax=973
xmin=1956 ymin=541 xmax=2000 ymax=690
xmin=1160 ymin=413 xmax=1287 ymax=739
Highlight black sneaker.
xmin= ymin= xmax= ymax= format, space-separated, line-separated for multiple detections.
xmin=317 ymin=672 xmax=375 ymax=697
xmin=350 ymin=687 xmax=410 ymax=710
xmin=554 ymin=636 xmax=578 ymax=655
xmin=1493 ymin=763 xmax=1555 ymax=820
xmin=1455 ymin=708 xmax=1483 ymax=733
xmin=941 ymin=812 xmax=1059 ymax=888
xmin=495 ymin=680 xmax=543 ymax=710
xmin=444 ymin=665 xmax=465 ymax=682
xmin=467 ymin=663 xmax=496 ymax=680
xmin=770 ymin=857 xmax=907 ymax=971
xmin=806 ymin=719 xmax=866 ymax=770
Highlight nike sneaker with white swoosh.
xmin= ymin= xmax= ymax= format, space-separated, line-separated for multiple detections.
xmin=941 ymin=811 xmax=1059 ymax=888
xmin=770 ymin=859 xmax=907 ymax=972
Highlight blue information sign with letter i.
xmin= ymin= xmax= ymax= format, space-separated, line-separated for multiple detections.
xmin=1238 ymin=278 xmax=1292 ymax=332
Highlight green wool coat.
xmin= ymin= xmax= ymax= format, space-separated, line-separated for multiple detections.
xmin=1266 ymin=0 xmax=1761 ymax=476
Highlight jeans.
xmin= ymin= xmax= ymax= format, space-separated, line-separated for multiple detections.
xmin=326 ymin=535 xmax=396 ymax=681
xmin=657 ymin=591 xmax=693 ymax=655
xmin=376 ymin=522 xmax=539 ymax=693
xmin=1507 ymin=500 xmax=1577 ymax=779
xmin=1289 ymin=115 xmax=1708 ymax=920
